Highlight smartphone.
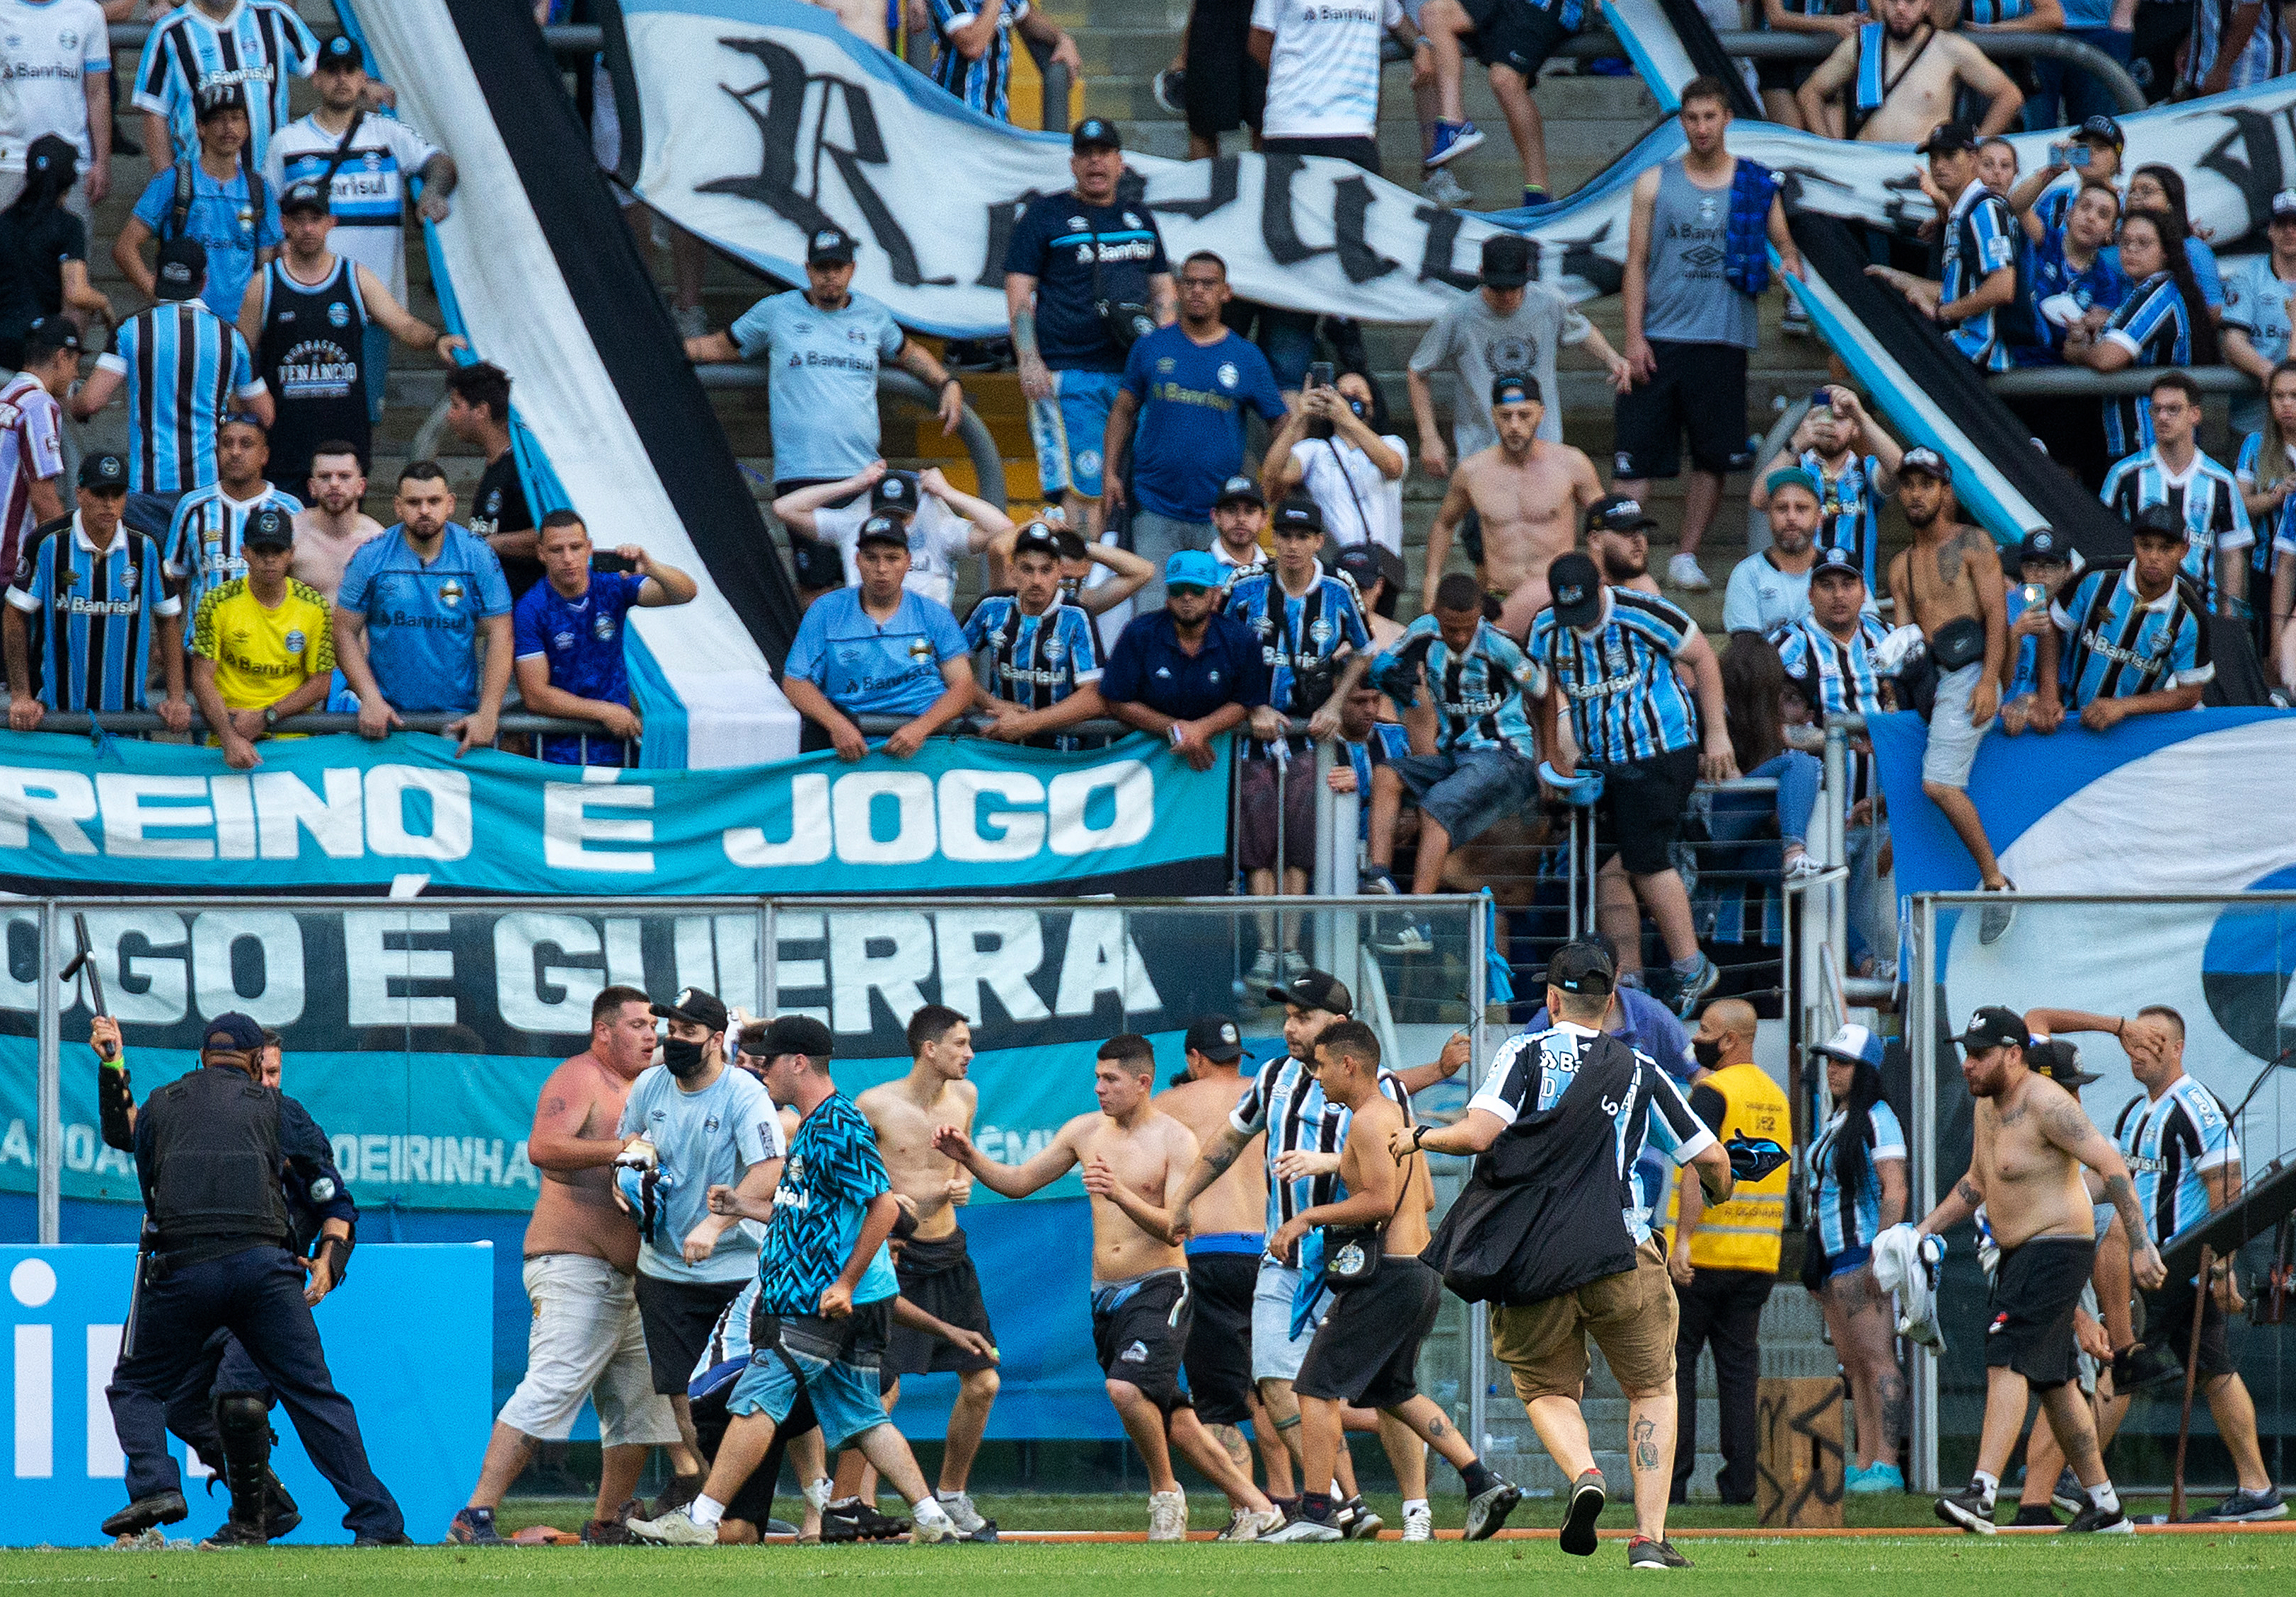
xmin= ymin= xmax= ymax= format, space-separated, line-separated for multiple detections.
xmin=2020 ymin=581 xmax=2048 ymax=608
xmin=2069 ymin=144 xmax=2093 ymax=168
xmin=1308 ymin=359 xmax=1335 ymax=390
xmin=2047 ymin=141 xmax=2070 ymax=166
xmin=592 ymin=552 xmax=635 ymax=574
xmin=1811 ymin=387 xmax=1835 ymax=413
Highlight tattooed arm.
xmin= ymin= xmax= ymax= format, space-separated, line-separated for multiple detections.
xmin=2042 ymin=1092 xmax=2167 ymax=1288
xmin=1169 ymin=1121 xmax=1254 ymax=1242
xmin=1917 ymin=1169 xmax=1985 ymax=1237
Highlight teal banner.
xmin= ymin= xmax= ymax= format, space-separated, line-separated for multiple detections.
xmin=0 ymin=730 xmax=1231 ymax=895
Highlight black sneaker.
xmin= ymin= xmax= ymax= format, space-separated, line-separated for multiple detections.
xmin=2064 ymin=1501 xmax=2133 ymax=1533
xmin=446 ymin=1506 xmax=503 ymax=1547
xmin=354 ymin=1531 xmax=417 ymax=1547
xmin=1627 ymin=1535 xmax=1693 ymax=1569
xmin=2051 ymin=1469 xmax=2084 ymax=1516
xmin=1560 ymin=1469 xmax=1606 ymax=1556
xmin=857 ymin=1504 xmax=912 ymax=1540
xmin=1935 ymin=1484 xmax=1998 ymax=1534
xmin=821 ymin=1500 xmax=866 ymax=1543
xmin=2194 ymin=1487 xmax=2288 ymax=1523
xmin=2009 ymin=1504 xmax=2063 ymax=1527
xmin=102 ymin=1490 xmax=188 ymax=1539
xmin=1464 ymin=1478 xmax=1521 ymax=1540
xmin=582 ymin=1516 xmax=637 ymax=1545
xmin=2118 ymin=1342 xmax=2185 ymax=1392
xmin=1341 ymin=1497 xmax=1383 ymax=1540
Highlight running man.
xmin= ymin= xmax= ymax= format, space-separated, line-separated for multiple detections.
xmin=936 ymin=1035 xmax=1285 ymax=1542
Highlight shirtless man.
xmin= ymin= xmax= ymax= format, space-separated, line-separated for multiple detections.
xmin=1796 ymin=0 xmax=2023 ymax=142
xmin=290 ymin=443 xmax=383 ymax=602
xmin=853 ymin=1005 xmax=1000 ymax=1540
xmin=1913 ymin=1005 xmax=2162 ymax=1535
xmin=1421 ymin=372 xmax=1603 ymax=640
xmin=1152 ymin=1017 xmax=1280 ymax=1489
xmin=935 ymin=1035 xmax=1286 ymax=1543
xmin=1262 ymin=1022 xmax=1513 ymax=1544
xmin=448 ymin=986 xmax=683 ymax=1547
xmin=1884 ymin=448 xmax=2014 ymax=938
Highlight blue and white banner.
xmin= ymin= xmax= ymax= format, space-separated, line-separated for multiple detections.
xmin=0 ymin=1245 xmax=489 ymax=1545
xmin=0 ymin=729 xmax=1230 ymax=896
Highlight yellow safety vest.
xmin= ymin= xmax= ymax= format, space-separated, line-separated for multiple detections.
xmin=1665 ymin=1061 xmax=1790 ymax=1273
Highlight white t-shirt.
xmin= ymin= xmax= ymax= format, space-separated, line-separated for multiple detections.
xmin=265 ymin=112 xmax=442 ymax=304
xmin=0 ymin=0 xmax=109 ymax=171
xmin=1289 ymin=433 xmax=1406 ymax=556
xmin=815 ymin=496 xmax=977 ymax=609
xmin=1251 ymin=0 xmax=1401 ymax=142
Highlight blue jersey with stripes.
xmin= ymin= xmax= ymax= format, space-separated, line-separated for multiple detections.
xmin=2049 ymin=559 xmax=2213 ymax=708
xmin=1223 ymin=563 xmax=1369 ymax=718
xmin=1371 ymin=612 xmax=1542 ymax=758
xmin=1811 ymin=1099 xmax=1905 ymax=1258
xmin=1526 ymin=588 xmax=1701 ymax=765
xmin=964 ymin=594 xmax=1103 ymax=710
xmin=2099 ymin=274 xmax=2195 ymax=460
xmin=1001 ymin=192 xmax=1170 ymax=371
xmin=3 ymin=514 xmax=180 ymax=712
xmin=2234 ymin=431 xmax=2296 ymax=588
xmin=2019 ymin=224 xmax=2130 ymax=365
xmin=2098 ymin=446 xmax=2254 ymax=610
xmin=1943 ymin=180 xmax=2019 ymax=373
xmin=756 ymin=1092 xmax=892 ymax=1316
xmin=1772 ymin=612 xmax=1889 ymax=803
xmin=98 ymin=302 xmax=262 ymax=495
xmin=1230 ymin=1056 xmax=1412 ymax=1233
xmin=928 ymin=0 xmax=1026 ymax=120
xmin=132 ymin=0 xmax=318 ymax=170
xmin=1802 ymin=449 xmax=1886 ymax=593
xmin=2114 ymin=1074 xmax=2238 ymax=1247
xmin=163 ymin=482 xmax=304 ymax=616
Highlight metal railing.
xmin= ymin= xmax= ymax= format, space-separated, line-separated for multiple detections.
xmin=32 ymin=710 xmax=640 ymax=766
xmin=1989 ymin=364 xmax=2258 ymax=396
xmin=698 ymin=367 xmax=1008 ymax=511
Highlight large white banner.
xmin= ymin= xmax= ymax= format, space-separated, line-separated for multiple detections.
xmin=616 ymin=0 xmax=2296 ymax=331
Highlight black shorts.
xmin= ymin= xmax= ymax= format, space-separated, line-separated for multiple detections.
xmin=773 ymin=477 xmax=860 ymax=593
xmin=1459 ymin=0 xmax=1572 ymax=78
xmin=884 ymin=1228 xmax=999 ymax=1378
xmin=1238 ymin=750 xmax=1316 ymax=874
xmin=1612 ymin=340 xmax=1753 ymax=480
xmin=1092 ymin=1268 xmax=1194 ymax=1414
xmin=1591 ymin=747 xmax=1702 ymax=877
xmin=635 ymin=1273 xmax=749 ymax=1397
xmin=1183 ymin=1250 xmax=1259 ymax=1426
xmin=2143 ymin=1279 xmax=2235 ymax=1381
xmin=1985 ymin=1236 xmax=2095 ymax=1390
xmin=1296 ymin=1254 xmax=1442 ymax=1410
xmin=1261 ymin=134 xmax=1381 ymax=175
xmin=1184 ymin=0 xmax=1265 ymax=137
xmin=1754 ymin=54 xmax=1818 ymax=94
xmin=691 ymin=1358 xmax=818 ymax=1528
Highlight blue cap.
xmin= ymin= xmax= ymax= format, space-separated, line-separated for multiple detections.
xmin=1165 ymin=549 xmax=1223 ymax=592
xmin=1766 ymin=465 xmax=1821 ymax=500
xmin=1813 ymin=1022 xmax=1886 ymax=1069
xmin=202 ymin=1012 xmax=267 ymax=1055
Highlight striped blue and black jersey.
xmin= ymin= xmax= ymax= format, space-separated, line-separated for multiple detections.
xmin=2050 ymin=559 xmax=2214 ymax=707
xmin=1943 ymin=179 xmax=2019 ymax=374
xmin=4 ymin=514 xmax=180 ymax=713
xmin=1371 ymin=612 xmax=1542 ymax=759
xmin=1230 ymin=1055 xmax=1412 ymax=1233
xmin=96 ymin=303 xmax=264 ymax=495
xmin=132 ymin=0 xmax=318 ymax=170
xmin=1223 ymin=563 xmax=1369 ymax=721
xmin=2234 ymin=432 xmax=2296 ymax=588
xmin=2099 ymin=446 xmax=2253 ymax=610
xmin=1526 ymin=588 xmax=1702 ymax=766
xmin=2185 ymin=0 xmax=2292 ymax=93
xmin=2099 ymin=274 xmax=2196 ymax=460
xmin=2114 ymin=1074 xmax=2239 ymax=1247
xmin=928 ymin=0 xmax=1026 ymax=121
xmin=1803 ymin=449 xmax=1886 ymax=594
xmin=1963 ymin=0 xmax=2035 ymax=17
xmin=1811 ymin=1099 xmax=1906 ymax=1259
xmin=1772 ymin=612 xmax=1891 ymax=804
xmin=163 ymin=482 xmax=305 ymax=615
xmin=964 ymin=594 xmax=1101 ymax=710
xmin=756 ymin=1092 xmax=889 ymax=1317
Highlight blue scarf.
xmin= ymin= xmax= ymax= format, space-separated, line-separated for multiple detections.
xmin=1724 ymin=159 xmax=1782 ymax=297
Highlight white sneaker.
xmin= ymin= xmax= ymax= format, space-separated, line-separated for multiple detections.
xmin=1402 ymin=1504 xmax=1433 ymax=1542
xmin=1248 ymin=948 xmax=1279 ymax=984
xmin=1666 ymin=552 xmax=1712 ymax=592
xmin=937 ymin=1492 xmax=988 ymax=1538
xmin=625 ymin=1506 xmax=717 ymax=1545
xmin=1218 ymin=1504 xmax=1285 ymax=1541
xmin=1423 ymin=167 xmax=1472 ymax=208
xmin=910 ymin=1505 xmax=955 ymax=1544
xmin=1148 ymin=1489 xmax=1188 ymax=1541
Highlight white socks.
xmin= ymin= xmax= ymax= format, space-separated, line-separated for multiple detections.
xmin=1403 ymin=1498 xmax=1429 ymax=1517
xmin=1971 ymin=1471 xmax=1998 ymax=1507
xmin=912 ymin=1496 xmax=953 ymax=1526
xmin=2089 ymin=1480 xmax=2121 ymax=1514
xmin=690 ymin=1494 xmax=726 ymax=1530
xmin=803 ymin=1478 xmax=832 ymax=1512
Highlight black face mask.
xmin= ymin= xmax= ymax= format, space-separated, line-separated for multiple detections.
xmin=1692 ymin=1037 xmax=1724 ymax=1069
xmin=662 ymin=1035 xmax=711 ymax=1079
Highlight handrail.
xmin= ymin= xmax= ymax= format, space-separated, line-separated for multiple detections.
xmin=698 ymin=366 xmax=1008 ymax=511
xmin=34 ymin=710 xmax=611 ymax=739
xmin=1988 ymin=364 xmax=2256 ymax=396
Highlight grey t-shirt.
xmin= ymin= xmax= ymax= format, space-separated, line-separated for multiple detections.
xmin=1409 ymin=283 xmax=1591 ymax=453
xmin=1642 ymin=158 xmax=1758 ymax=350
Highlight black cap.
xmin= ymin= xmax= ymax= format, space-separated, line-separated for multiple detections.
xmin=1548 ymin=938 xmax=1616 ymax=996
xmin=806 ymin=226 xmax=858 ymax=265
xmin=2018 ymin=527 xmax=2067 ymax=567
xmin=280 ymin=179 xmax=330 ymax=217
xmin=1337 ymin=543 xmax=1403 ymax=595
xmin=855 ymin=513 xmax=908 ymax=550
xmin=195 ymin=81 xmax=248 ymax=120
xmin=1479 ymin=231 xmax=1532 ymax=289
xmin=1812 ymin=546 xmax=1863 ymax=581
xmin=1184 ymin=1015 xmax=1244 ymax=1063
xmin=1898 ymin=445 xmax=1951 ymax=483
xmin=871 ymin=470 xmax=920 ymax=516
xmin=1584 ymin=492 xmax=1656 ymax=537
xmin=78 ymin=453 xmax=127 ymax=491
xmin=1548 ymin=550 xmax=1603 ymax=629
xmin=1917 ymin=120 xmax=1978 ymax=156
xmin=1013 ymin=522 xmax=1063 ymax=560
xmin=1267 ymin=968 xmax=1352 ymax=1016
xmin=25 ymin=133 xmax=75 ymax=180
xmin=2130 ymin=502 xmax=2188 ymax=542
xmin=749 ymin=1013 xmax=834 ymax=1059
xmin=1272 ymin=497 xmax=1323 ymax=536
xmin=1954 ymin=1005 xmax=2030 ymax=1054
xmin=318 ymin=34 xmax=365 ymax=69
xmin=243 ymin=506 xmax=294 ymax=550
xmin=1072 ymin=117 xmax=1121 ymax=151
xmin=1491 ymin=371 xmax=1539 ymax=408
xmin=2274 ymin=188 xmax=2296 ymax=221
xmin=156 ymin=236 xmax=205 ymax=299
xmin=1213 ymin=473 xmax=1264 ymax=508
xmin=21 ymin=318 xmax=80 ymax=363
xmin=2076 ymin=113 xmax=2123 ymax=149
xmin=2029 ymin=1036 xmax=2101 ymax=1088
xmin=652 ymin=986 xmax=729 ymax=1034
xmin=203 ymin=1012 xmax=267 ymax=1054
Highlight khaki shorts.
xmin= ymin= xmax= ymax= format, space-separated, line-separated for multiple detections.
xmin=1489 ymin=1238 xmax=1679 ymax=1403
xmin=495 ymin=1253 xmax=681 ymax=1446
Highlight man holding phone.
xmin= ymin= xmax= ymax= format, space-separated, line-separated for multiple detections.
xmin=512 ymin=511 xmax=699 ymax=765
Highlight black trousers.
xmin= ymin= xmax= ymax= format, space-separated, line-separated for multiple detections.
xmin=1671 ymin=1267 xmax=1773 ymax=1505
xmin=164 ymin=1329 xmax=271 ymax=1475
xmin=106 ymin=1245 xmax=402 ymax=1539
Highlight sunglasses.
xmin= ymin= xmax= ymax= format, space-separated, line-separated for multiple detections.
xmin=1167 ymin=583 xmax=1210 ymax=598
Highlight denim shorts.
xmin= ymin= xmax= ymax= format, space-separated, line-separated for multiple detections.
xmin=728 ymin=1302 xmax=892 ymax=1449
xmin=1391 ymin=746 xmax=1538 ymax=845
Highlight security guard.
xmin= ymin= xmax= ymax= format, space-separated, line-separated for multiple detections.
xmin=100 ymin=1013 xmax=407 ymax=1545
xmin=1663 ymin=999 xmax=1791 ymax=1506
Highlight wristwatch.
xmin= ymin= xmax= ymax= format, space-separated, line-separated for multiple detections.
xmin=262 ymin=706 xmax=278 ymax=731
xmin=1410 ymin=1124 xmax=1428 ymax=1149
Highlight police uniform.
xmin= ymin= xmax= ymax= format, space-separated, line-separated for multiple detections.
xmin=100 ymin=1012 xmax=404 ymax=1543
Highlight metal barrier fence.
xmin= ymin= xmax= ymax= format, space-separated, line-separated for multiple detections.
xmin=35 ymin=710 xmax=641 ymax=767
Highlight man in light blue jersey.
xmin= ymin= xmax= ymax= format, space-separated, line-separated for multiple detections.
xmin=2034 ymin=506 xmax=2213 ymax=731
xmin=783 ymin=517 xmax=974 ymax=761
xmin=1724 ymin=468 xmax=1820 ymax=635
xmin=135 ymin=0 xmax=318 ymax=173
xmin=117 ymin=83 xmax=282 ymax=323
